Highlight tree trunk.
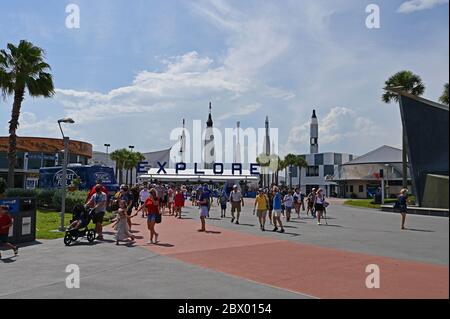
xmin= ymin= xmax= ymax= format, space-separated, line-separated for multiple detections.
xmin=125 ymin=169 xmax=129 ymax=186
xmin=7 ymin=88 xmax=25 ymax=188
xmin=402 ymin=128 xmax=408 ymax=189
xmin=115 ymin=162 xmax=119 ymax=182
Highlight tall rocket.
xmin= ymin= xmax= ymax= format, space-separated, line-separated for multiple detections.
xmin=204 ymin=102 xmax=215 ymax=169
xmin=310 ymin=110 xmax=319 ymax=154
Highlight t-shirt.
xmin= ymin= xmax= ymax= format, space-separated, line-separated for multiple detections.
xmin=284 ymin=195 xmax=294 ymax=208
xmin=87 ymin=185 xmax=109 ymax=202
xmin=174 ymin=192 xmax=184 ymax=206
xmin=255 ymin=194 xmax=269 ymax=210
xmin=139 ymin=189 xmax=150 ymax=202
xmin=273 ymin=193 xmax=282 ymax=210
xmin=0 ymin=213 xmax=12 ymax=235
xmin=293 ymin=192 xmax=300 ymax=203
xmin=198 ymin=192 xmax=210 ymax=207
xmin=145 ymin=198 xmax=159 ymax=214
xmin=229 ymin=191 xmax=242 ymax=202
xmin=89 ymin=192 xmax=107 ymax=213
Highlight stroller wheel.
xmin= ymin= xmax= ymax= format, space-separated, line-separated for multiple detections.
xmin=71 ymin=234 xmax=79 ymax=242
xmin=87 ymin=230 xmax=96 ymax=243
xmin=64 ymin=234 xmax=72 ymax=246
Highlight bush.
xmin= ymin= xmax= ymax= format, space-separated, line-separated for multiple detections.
xmin=36 ymin=189 xmax=57 ymax=209
xmin=0 ymin=178 xmax=6 ymax=195
xmin=5 ymin=188 xmax=38 ymax=198
xmin=52 ymin=190 xmax=88 ymax=213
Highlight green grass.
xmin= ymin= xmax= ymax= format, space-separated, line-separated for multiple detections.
xmin=36 ymin=210 xmax=114 ymax=240
xmin=344 ymin=198 xmax=397 ymax=209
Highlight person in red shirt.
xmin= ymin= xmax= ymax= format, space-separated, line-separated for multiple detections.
xmin=137 ymin=188 xmax=160 ymax=244
xmin=86 ymin=180 xmax=109 ymax=203
xmin=174 ymin=188 xmax=184 ymax=219
xmin=0 ymin=205 xmax=18 ymax=259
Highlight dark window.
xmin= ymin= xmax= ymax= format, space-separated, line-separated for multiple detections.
xmin=69 ymin=153 xmax=78 ymax=164
xmin=349 ymin=154 xmax=353 ymax=161
xmin=0 ymin=153 xmax=7 ymax=169
xmin=334 ymin=153 xmax=342 ymax=165
xmin=15 ymin=152 xmax=25 ymax=169
xmin=314 ymin=154 xmax=324 ymax=166
xmin=27 ymin=152 xmax=43 ymax=170
xmin=43 ymin=153 xmax=56 ymax=167
xmin=349 ymin=185 xmax=354 ymax=193
xmin=306 ymin=166 xmax=319 ymax=177
xmin=324 ymin=165 xmax=334 ymax=176
xmin=359 ymin=185 xmax=364 ymax=193
xmin=79 ymin=156 xmax=88 ymax=165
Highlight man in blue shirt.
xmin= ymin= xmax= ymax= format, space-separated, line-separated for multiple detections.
xmin=272 ymin=187 xmax=285 ymax=233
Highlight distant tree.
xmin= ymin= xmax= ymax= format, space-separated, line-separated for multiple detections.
xmin=439 ymin=83 xmax=449 ymax=105
xmin=0 ymin=40 xmax=55 ymax=188
xmin=382 ymin=70 xmax=425 ymax=188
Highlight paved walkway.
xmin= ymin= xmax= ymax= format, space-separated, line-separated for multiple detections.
xmin=1 ymin=199 xmax=448 ymax=299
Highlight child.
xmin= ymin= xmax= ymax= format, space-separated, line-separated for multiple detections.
xmin=111 ymin=208 xmax=136 ymax=245
xmin=217 ymin=192 xmax=228 ymax=218
xmin=67 ymin=205 xmax=88 ymax=231
xmin=0 ymin=205 xmax=18 ymax=259
xmin=283 ymin=191 xmax=294 ymax=222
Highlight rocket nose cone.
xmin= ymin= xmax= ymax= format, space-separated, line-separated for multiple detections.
xmin=312 ymin=110 xmax=317 ymax=118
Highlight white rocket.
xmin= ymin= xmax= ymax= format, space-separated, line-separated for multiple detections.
xmin=310 ymin=110 xmax=319 ymax=154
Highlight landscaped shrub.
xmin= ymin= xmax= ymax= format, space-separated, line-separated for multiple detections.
xmin=5 ymin=188 xmax=38 ymax=198
xmin=52 ymin=190 xmax=88 ymax=213
xmin=36 ymin=189 xmax=57 ymax=209
xmin=0 ymin=178 xmax=6 ymax=195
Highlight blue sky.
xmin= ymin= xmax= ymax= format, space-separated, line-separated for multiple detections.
xmin=0 ymin=0 xmax=448 ymax=159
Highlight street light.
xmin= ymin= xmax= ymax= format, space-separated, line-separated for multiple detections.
xmin=57 ymin=117 xmax=75 ymax=231
xmin=104 ymin=143 xmax=111 ymax=155
xmin=129 ymin=145 xmax=134 ymax=152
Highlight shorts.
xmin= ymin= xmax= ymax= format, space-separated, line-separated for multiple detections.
xmin=273 ymin=209 xmax=282 ymax=217
xmin=147 ymin=213 xmax=157 ymax=222
xmin=231 ymin=202 xmax=241 ymax=213
xmin=92 ymin=211 xmax=105 ymax=224
xmin=285 ymin=207 xmax=292 ymax=213
xmin=315 ymin=203 xmax=324 ymax=211
xmin=221 ymin=203 xmax=227 ymax=210
xmin=200 ymin=206 xmax=209 ymax=217
xmin=256 ymin=209 xmax=267 ymax=219
xmin=0 ymin=233 xmax=9 ymax=243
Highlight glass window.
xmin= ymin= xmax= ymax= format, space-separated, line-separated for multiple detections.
xmin=69 ymin=153 xmax=78 ymax=164
xmin=43 ymin=153 xmax=56 ymax=167
xmin=306 ymin=166 xmax=319 ymax=177
xmin=359 ymin=185 xmax=364 ymax=193
xmin=27 ymin=152 xmax=43 ymax=170
xmin=334 ymin=153 xmax=342 ymax=165
xmin=349 ymin=155 xmax=353 ymax=161
xmin=15 ymin=152 xmax=25 ymax=169
xmin=79 ymin=156 xmax=88 ymax=165
xmin=324 ymin=165 xmax=335 ymax=176
xmin=315 ymin=154 xmax=324 ymax=166
xmin=349 ymin=185 xmax=354 ymax=193
xmin=0 ymin=153 xmax=7 ymax=169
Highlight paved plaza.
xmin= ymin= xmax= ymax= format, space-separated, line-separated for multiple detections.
xmin=0 ymin=199 xmax=448 ymax=299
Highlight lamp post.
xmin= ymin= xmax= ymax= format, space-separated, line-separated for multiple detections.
xmin=104 ymin=143 xmax=110 ymax=156
xmin=57 ymin=118 xmax=75 ymax=231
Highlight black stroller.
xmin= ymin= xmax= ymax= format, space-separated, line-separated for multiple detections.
xmin=64 ymin=204 xmax=96 ymax=246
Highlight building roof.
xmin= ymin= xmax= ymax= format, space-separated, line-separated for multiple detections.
xmin=344 ymin=145 xmax=403 ymax=165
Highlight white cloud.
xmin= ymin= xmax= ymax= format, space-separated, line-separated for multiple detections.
xmin=397 ymin=0 xmax=449 ymax=13
xmin=218 ymin=103 xmax=262 ymax=120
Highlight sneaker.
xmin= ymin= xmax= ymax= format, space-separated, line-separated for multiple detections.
xmin=235 ymin=221 xmax=239 ymax=225
xmin=280 ymin=229 xmax=285 ymax=233
xmin=231 ymin=218 xmax=235 ymax=223
xmin=147 ymin=240 xmax=153 ymax=244
xmin=317 ymin=222 xmax=321 ymax=225
xmin=262 ymin=227 xmax=265 ymax=231
xmin=13 ymin=247 xmax=18 ymax=255
xmin=272 ymin=227 xmax=278 ymax=232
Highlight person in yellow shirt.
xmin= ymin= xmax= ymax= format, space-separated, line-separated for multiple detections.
xmin=253 ymin=188 xmax=269 ymax=231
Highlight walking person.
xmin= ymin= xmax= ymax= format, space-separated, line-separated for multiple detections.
xmin=253 ymin=189 xmax=269 ymax=231
xmin=137 ymin=188 xmax=161 ymax=244
xmin=218 ymin=191 xmax=228 ymax=218
xmin=229 ymin=185 xmax=244 ymax=225
xmin=395 ymin=189 xmax=409 ymax=230
xmin=85 ymin=184 xmax=107 ymax=240
xmin=0 ymin=205 xmax=18 ymax=259
xmin=118 ymin=185 xmax=134 ymax=230
xmin=307 ymin=188 xmax=316 ymax=218
xmin=267 ymin=188 xmax=274 ymax=225
xmin=293 ymin=188 xmax=301 ymax=219
xmin=314 ymin=188 xmax=328 ymax=225
xmin=283 ymin=190 xmax=294 ymax=222
xmin=272 ymin=187 xmax=285 ymax=233
xmin=139 ymin=184 xmax=151 ymax=217
xmin=174 ymin=188 xmax=184 ymax=219
xmin=197 ymin=188 xmax=209 ymax=232
xmin=112 ymin=207 xmax=136 ymax=245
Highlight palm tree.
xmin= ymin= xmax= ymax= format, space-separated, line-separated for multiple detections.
xmin=382 ymin=70 xmax=425 ymax=189
xmin=439 ymin=83 xmax=449 ymax=105
xmin=127 ymin=151 xmax=145 ymax=185
xmin=284 ymin=154 xmax=308 ymax=189
xmin=110 ymin=148 xmax=128 ymax=185
xmin=0 ymin=40 xmax=55 ymax=188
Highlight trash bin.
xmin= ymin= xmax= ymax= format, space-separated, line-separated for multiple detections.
xmin=0 ymin=197 xmax=36 ymax=244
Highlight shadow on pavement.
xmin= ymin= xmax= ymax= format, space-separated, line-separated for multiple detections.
xmin=15 ymin=240 xmax=43 ymax=248
xmin=406 ymin=228 xmax=435 ymax=233
xmin=153 ymin=242 xmax=175 ymax=247
xmin=0 ymin=257 xmax=16 ymax=263
xmin=205 ymin=231 xmax=222 ymax=234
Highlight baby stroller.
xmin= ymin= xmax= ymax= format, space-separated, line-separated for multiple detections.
xmin=64 ymin=204 xmax=96 ymax=246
